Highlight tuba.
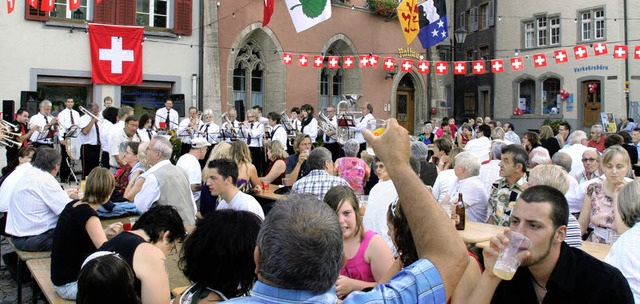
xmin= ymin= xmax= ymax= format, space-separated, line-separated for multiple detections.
xmin=334 ymin=94 xmax=363 ymax=144
xmin=317 ymin=111 xmax=337 ymax=137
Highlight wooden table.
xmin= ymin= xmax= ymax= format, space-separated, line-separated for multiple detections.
xmin=457 ymin=221 xmax=505 ymax=244
xmin=253 ymin=184 xmax=284 ymax=201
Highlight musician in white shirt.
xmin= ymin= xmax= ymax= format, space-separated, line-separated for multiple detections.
xmin=252 ymin=105 xmax=270 ymax=125
xmin=29 ymin=100 xmax=59 ymax=147
xmin=178 ymin=107 xmax=203 ymax=155
xmin=322 ymin=106 xmax=340 ymax=161
xmin=155 ymin=99 xmax=179 ymax=131
xmin=221 ymin=108 xmax=241 ymax=143
xmin=245 ymin=109 xmax=266 ymax=175
xmin=264 ymin=112 xmax=288 ymax=148
xmin=79 ymin=103 xmax=102 ymax=179
xmin=57 ymin=98 xmax=81 ymax=183
xmin=197 ymin=109 xmax=220 ymax=145
xmin=298 ymin=104 xmax=318 ymax=143
xmin=137 ymin=114 xmax=157 ymax=142
xmin=350 ymin=102 xmax=375 ymax=154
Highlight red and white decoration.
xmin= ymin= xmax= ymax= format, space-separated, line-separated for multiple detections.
xmin=359 ymin=55 xmax=370 ymax=68
xmin=40 ymin=0 xmax=54 ymax=12
xmin=401 ymin=59 xmax=413 ymax=72
xmin=613 ymin=45 xmax=628 ymax=59
xmin=383 ymin=57 xmax=396 ymax=70
xmin=554 ymin=49 xmax=568 ymax=64
xmin=533 ymin=53 xmax=547 ymax=68
xmin=328 ymin=56 xmax=339 ymax=69
xmin=369 ymin=55 xmax=379 ymax=68
xmin=593 ymin=42 xmax=608 ymax=56
xmin=88 ymin=24 xmax=143 ymax=85
xmin=491 ymin=59 xmax=504 ymax=73
xmin=472 ymin=60 xmax=485 ymax=74
xmin=343 ymin=56 xmax=355 ymax=69
xmin=435 ymin=61 xmax=448 ymax=75
xmin=7 ymin=0 xmax=15 ymax=13
xmin=510 ymin=57 xmax=524 ymax=71
xmin=313 ymin=56 xmax=324 ymax=68
xmin=635 ymin=46 xmax=640 ymax=60
xmin=574 ymin=45 xmax=589 ymax=60
xmin=453 ymin=61 xmax=466 ymax=75
xmin=298 ymin=54 xmax=308 ymax=67
xmin=417 ymin=60 xmax=430 ymax=74
xmin=282 ymin=52 xmax=293 ymax=65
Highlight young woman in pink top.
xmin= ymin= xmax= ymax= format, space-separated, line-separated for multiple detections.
xmin=323 ymin=186 xmax=394 ymax=298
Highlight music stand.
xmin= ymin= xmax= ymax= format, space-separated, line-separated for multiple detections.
xmin=64 ymin=125 xmax=80 ymax=139
xmin=36 ymin=126 xmax=56 ymax=141
xmin=337 ymin=116 xmax=355 ymax=128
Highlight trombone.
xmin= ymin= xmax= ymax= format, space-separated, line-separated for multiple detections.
xmin=1 ymin=119 xmax=19 ymax=132
xmin=79 ymin=106 xmax=104 ymax=123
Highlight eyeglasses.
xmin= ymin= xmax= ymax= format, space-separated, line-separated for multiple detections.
xmin=374 ymin=164 xmax=385 ymax=169
xmin=582 ymin=158 xmax=597 ymax=162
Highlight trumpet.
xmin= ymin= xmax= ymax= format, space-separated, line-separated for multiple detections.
xmin=0 ymin=130 xmax=23 ymax=148
xmin=79 ymin=106 xmax=104 ymax=123
xmin=1 ymin=119 xmax=19 ymax=132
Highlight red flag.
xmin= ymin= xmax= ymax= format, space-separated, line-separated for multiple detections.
xmin=40 ymin=0 xmax=54 ymax=11
xmin=298 ymin=54 xmax=308 ymax=67
xmin=262 ymin=0 xmax=274 ymax=27
xmin=27 ymin=0 xmax=37 ymax=9
xmin=635 ymin=46 xmax=640 ymax=60
xmin=613 ymin=45 xmax=628 ymax=59
xmin=369 ymin=55 xmax=379 ymax=68
xmin=533 ymin=53 xmax=547 ymax=68
xmin=435 ymin=61 xmax=448 ymax=75
xmin=453 ymin=61 xmax=466 ymax=75
xmin=510 ymin=57 xmax=524 ymax=71
xmin=343 ymin=56 xmax=355 ymax=69
xmin=593 ymin=42 xmax=608 ymax=56
xmin=490 ymin=59 xmax=504 ymax=73
xmin=89 ymin=24 xmax=143 ymax=85
xmin=7 ymin=0 xmax=15 ymax=13
xmin=359 ymin=55 xmax=370 ymax=68
xmin=554 ymin=49 xmax=568 ymax=64
xmin=383 ymin=57 xmax=396 ymax=70
xmin=328 ymin=56 xmax=339 ymax=69
xmin=313 ymin=56 xmax=324 ymax=68
xmin=574 ymin=45 xmax=588 ymax=59
xmin=282 ymin=52 xmax=293 ymax=65
xmin=472 ymin=60 xmax=485 ymax=74
xmin=400 ymin=59 xmax=413 ymax=72
xmin=417 ymin=60 xmax=429 ymax=74
xmin=69 ymin=0 xmax=80 ymax=11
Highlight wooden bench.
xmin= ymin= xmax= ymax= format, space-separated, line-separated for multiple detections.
xmin=6 ymin=237 xmax=51 ymax=303
xmin=26 ymin=258 xmax=75 ymax=304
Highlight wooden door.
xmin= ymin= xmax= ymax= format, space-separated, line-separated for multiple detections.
xmin=396 ymin=91 xmax=414 ymax=134
xmin=583 ymin=81 xmax=601 ymax=126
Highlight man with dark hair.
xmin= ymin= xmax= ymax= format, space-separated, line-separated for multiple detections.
xmin=205 ymin=158 xmax=264 ymax=219
xmin=503 ymin=122 xmax=521 ymax=145
xmin=56 ymin=97 xmax=81 ymax=183
xmin=6 ymin=108 xmax=39 ymax=163
xmin=264 ymin=111 xmax=287 ymax=148
xmin=5 ymin=147 xmax=78 ymax=251
xmin=109 ymin=116 xmax=141 ymax=173
xmin=469 ymin=185 xmax=633 ymax=303
xmin=155 ymin=99 xmax=179 ymax=131
xmin=252 ymin=105 xmax=269 ymax=125
xmin=79 ymin=103 xmax=102 ymax=179
xmin=465 ymin=124 xmax=492 ymax=163
xmin=291 ymin=147 xmax=349 ymax=200
xmin=556 ymin=122 xmax=571 ymax=147
xmin=487 ymin=144 xmax=528 ymax=226
xmin=100 ymin=106 xmax=119 ymax=169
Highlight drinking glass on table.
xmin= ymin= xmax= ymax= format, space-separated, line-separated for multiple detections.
xmin=281 ymin=178 xmax=290 ymax=187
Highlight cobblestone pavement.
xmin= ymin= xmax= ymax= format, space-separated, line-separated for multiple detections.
xmin=0 ymin=237 xmax=45 ymax=304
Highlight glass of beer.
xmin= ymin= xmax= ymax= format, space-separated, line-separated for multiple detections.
xmin=493 ymin=231 xmax=531 ymax=280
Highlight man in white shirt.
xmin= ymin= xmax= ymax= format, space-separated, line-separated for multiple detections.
xmin=449 ymin=152 xmax=489 ymax=222
xmin=503 ymin=122 xmax=521 ymax=145
xmin=79 ymin=103 xmax=102 ymax=178
xmin=6 ymin=148 xmax=77 ymax=251
xmin=479 ymin=140 xmax=508 ymax=195
xmin=0 ymin=162 xmax=32 ymax=214
xmin=350 ymin=102 xmax=374 ymax=155
xmin=176 ymin=138 xmax=210 ymax=202
xmin=29 ymin=100 xmax=59 ymax=148
xmin=322 ymin=106 xmax=340 ymax=161
xmin=571 ymin=148 xmax=602 ymax=184
xmin=206 ymin=158 xmax=265 ymax=220
xmin=197 ymin=109 xmax=220 ymax=145
xmin=465 ymin=124 xmax=492 ymax=163
xmin=109 ymin=116 xmax=141 ymax=173
xmin=265 ymin=112 xmax=288 ymax=148
xmin=178 ymin=107 xmax=203 ymax=156
xmin=252 ymin=105 xmax=269 ymax=125
xmin=558 ymin=130 xmax=589 ymax=176
xmin=57 ymin=97 xmax=81 ymax=183
xmin=134 ymin=137 xmax=196 ymax=226
xmin=221 ymin=107 xmax=241 ymax=143
xmin=245 ymin=109 xmax=266 ymax=175
xmin=155 ymin=99 xmax=179 ymax=131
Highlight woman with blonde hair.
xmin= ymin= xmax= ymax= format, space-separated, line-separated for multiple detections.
xmin=539 ymin=125 xmax=561 ymax=157
xmin=260 ymin=140 xmax=288 ymax=185
xmin=229 ymin=141 xmax=262 ymax=193
xmin=490 ymin=127 xmax=505 ymax=141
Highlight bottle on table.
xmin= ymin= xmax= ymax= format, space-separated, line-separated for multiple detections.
xmin=455 ymin=193 xmax=466 ymax=230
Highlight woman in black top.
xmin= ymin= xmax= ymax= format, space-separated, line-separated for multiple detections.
xmin=539 ymin=125 xmax=561 ymax=158
xmin=51 ymin=168 xmax=119 ymax=300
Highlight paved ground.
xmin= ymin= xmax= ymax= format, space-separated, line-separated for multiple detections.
xmin=0 ymin=237 xmax=45 ymax=304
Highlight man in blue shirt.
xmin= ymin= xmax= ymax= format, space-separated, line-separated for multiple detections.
xmin=225 ymin=119 xmax=469 ymax=303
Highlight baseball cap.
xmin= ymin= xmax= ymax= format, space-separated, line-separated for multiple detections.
xmin=191 ymin=138 xmax=211 ymax=149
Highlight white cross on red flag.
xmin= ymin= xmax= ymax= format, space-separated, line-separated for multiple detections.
xmin=533 ymin=53 xmax=547 ymax=68
xmin=313 ymin=56 xmax=324 ymax=68
xmin=328 ymin=56 xmax=339 ymax=68
xmin=435 ymin=61 xmax=448 ymax=74
xmin=593 ymin=42 xmax=608 ymax=56
xmin=613 ymin=45 xmax=628 ymax=59
xmin=298 ymin=54 xmax=308 ymax=67
xmin=383 ymin=57 xmax=396 ymax=70
xmin=369 ymin=55 xmax=379 ymax=68
xmin=453 ymin=61 xmax=466 ymax=75
xmin=510 ymin=57 xmax=524 ymax=71
xmin=343 ymin=56 xmax=355 ymax=69
xmin=635 ymin=46 xmax=640 ymax=60
xmin=472 ymin=60 xmax=485 ymax=74
xmin=282 ymin=52 xmax=293 ymax=65
xmin=7 ymin=0 xmax=15 ymax=13
xmin=574 ymin=45 xmax=588 ymax=60
xmin=359 ymin=55 xmax=369 ymax=68
xmin=490 ymin=59 xmax=504 ymax=73
xmin=401 ymin=59 xmax=413 ymax=72
xmin=554 ymin=49 xmax=568 ymax=64
xmin=88 ymin=23 xmax=143 ymax=85
xmin=417 ymin=60 xmax=429 ymax=74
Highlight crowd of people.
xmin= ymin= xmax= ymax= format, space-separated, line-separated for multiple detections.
xmin=1 ymin=97 xmax=640 ymax=303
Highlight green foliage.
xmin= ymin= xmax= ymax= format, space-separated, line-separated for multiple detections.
xmin=542 ymin=119 xmax=568 ymax=134
xmin=290 ymin=0 xmax=328 ymax=18
xmin=366 ymin=0 xmax=397 ymax=16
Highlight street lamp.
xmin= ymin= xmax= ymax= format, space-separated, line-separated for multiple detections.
xmin=455 ymin=27 xmax=468 ymax=45
xmin=452 ymin=27 xmax=467 ymax=121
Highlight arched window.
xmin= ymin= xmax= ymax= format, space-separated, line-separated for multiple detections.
xmin=542 ymin=77 xmax=561 ymax=114
xmin=320 ymin=67 xmax=343 ymax=110
xmin=233 ymin=41 xmax=264 ymax=109
xmin=518 ymin=79 xmax=535 ymax=114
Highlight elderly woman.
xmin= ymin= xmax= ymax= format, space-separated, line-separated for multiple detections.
xmin=447 ymin=152 xmax=488 ymax=222
xmin=528 ymin=146 xmax=552 ymax=168
xmin=410 ymin=141 xmax=437 ymax=186
xmin=334 ymin=139 xmax=370 ymax=194
xmin=260 ymin=140 xmax=288 ymax=186
xmin=111 ymin=142 xmax=142 ymax=202
xmin=607 ymin=180 xmax=640 ymax=303
xmin=123 ymin=142 xmax=149 ymax=202
xmin=579 ymin=146 xmax=633 ymax=244
xmin=417 ymin=122 xmax=437 ymax=145
xmin=539 ymin=125 xmax=561 ymax=157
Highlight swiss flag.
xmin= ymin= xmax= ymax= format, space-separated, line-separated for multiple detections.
xmin=593 ymin=42 xmax=608 ymax=56
xmin=27 ymin=0 xmax=36 ymax=9
xmin=262 ymin=0 xmax=274 ymax=27
xmin=369 ymin=55 xmax=379 ymax=68
xmin=574 ymin=45 xmax=588 ymax=59
xmin=453 ymin=61 xmax=466 ymax=75
xmin=613 ymin=45 xmax=628 ymax=59
xmin=554 ymin=49 xmax=568 ymax=64
xmin=435 ymin=61 xmax=448 ymax=75
xmin=69 ymin=0 xmax=80 ymax=11
xmin=40 ymin=0 xmax=54 ymax=11
xmin=7 ymin=0 xmax=15 ymax=13
xmin=313 ymin=56 xmax=324 ymax=68
xmin=400 ymin=59 xmax=413 ymax=72
xmin=343 ymin=56 xmax=355 ymax=69
xmin=635 ymin=46 xmax=640 ymax=60
xmin=417 ymin=60 xmax=429 ymax=74
xmin=383 ymin=57 xmax=396 ymax=70
xmin=328 ymin=56 xmax=339 ymax=69
xmin=510 ymin=57 xmax=524 ymax=71
xmin=533 ymin=53 xmax=547 ymax=68
xmin=89 ymin=24 xmax=143 ymax=85
xmin=472 ymin=60 xmax=486 ymax=74
xmin=490 ymin=59 xmax=504 ymax=73
xmin=298 ymin=54 xmax=308 ymax=67
xmin=359 ymin=55 xmax=369 ymax=68
xmin=282 ymin=52 xmax=293 ymax=65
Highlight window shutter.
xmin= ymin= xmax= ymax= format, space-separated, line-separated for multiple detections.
xmin=459 ymin=11 xmax=466 ymax=29
xmin=25 ymin=0 xmax=49 ymax=21
xmin=94 ymin=0 xmax=116 ymax=24
xmin=115 ymin=0 xmax=136 ymax=26
xmin=488 ymin=0 xmax=495 ymax=27
xmin=470 ymin=7 xmax=478 ymax=32
xmin=174 ymin=0 xmax=192 ymax=35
